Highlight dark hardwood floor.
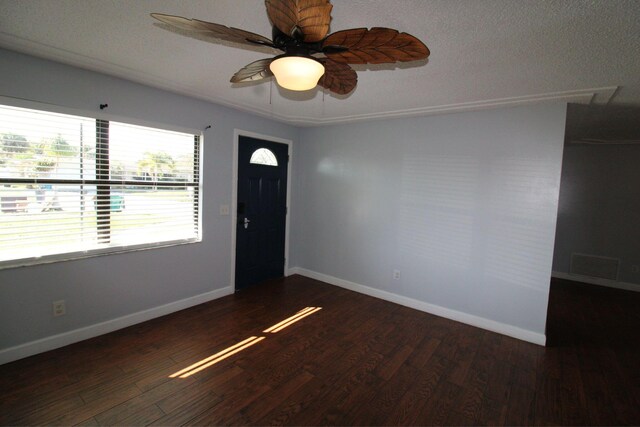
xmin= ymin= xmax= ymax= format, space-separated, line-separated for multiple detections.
xmin=1 ymin=275 xmax=639 ymax=425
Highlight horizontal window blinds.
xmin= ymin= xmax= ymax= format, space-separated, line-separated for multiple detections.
xmin=0 ymin=104 xmax=201 ymax=266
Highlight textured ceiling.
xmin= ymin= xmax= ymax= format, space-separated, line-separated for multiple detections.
xmin=0 ymin=0 xmax=639 ymax=125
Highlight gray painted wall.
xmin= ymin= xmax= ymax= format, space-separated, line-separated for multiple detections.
xmin=553 ymin=143 xmax=640 ymax=286
xmin=291 ymin=104 xmax=567 ymax=336
xmin=0 ymin=49 xmax=298 ymax=351
xmin=0 ymin=47 xmax=568 ymax=356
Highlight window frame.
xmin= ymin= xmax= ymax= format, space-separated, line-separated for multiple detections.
xmin=0 ymin=97 xmax=204 ymax=270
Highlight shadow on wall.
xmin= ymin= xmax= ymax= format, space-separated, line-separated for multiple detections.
xmin=565 ymin=103 xmax=640 ymax=145
xmin=553 ymin=103 xmax=640 ymax=286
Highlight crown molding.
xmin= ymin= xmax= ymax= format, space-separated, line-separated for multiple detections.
xmin=0 ymin=34 xmax=619 ymax=127
xmin=173 ymin=84 xmax=618 ymax=126
xmin=264 ymin=86 xmax=619 ymax=126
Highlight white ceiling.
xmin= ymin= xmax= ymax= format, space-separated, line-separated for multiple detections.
xmin=1 ymin=0 xmax=639 ymax=126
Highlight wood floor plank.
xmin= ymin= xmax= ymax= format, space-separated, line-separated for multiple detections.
xmin=227 ymin=370 xmax=316 ymax=425
xmin=0 ymin=366 xmax=124 ymax=419
xmin=150 ymin=392 xmax=222 ymax=426
xmin=374 ymin=343 xmax=414 ymax=381
xmin=50 ymin=383 xmax=143 ymax=426
xmin=255 ymin=375 xmax=331 ymax=426
xmin=1 ymin=275 xmax=639 ymax=425
xmin=183 ymin=382 xmax=271 ymax=425
xmin=505 ymin=383 xmax=536 ymax=425
xmin=282 ymin=352 xmax=386 ymax=425
xmin=116 ymin=403 xmax=165 ymax=426
xmin=153 ymin=365 xmax=244 ymax=417
xmin=78 ymin=357 xmax=175 ymax=403
xmin=92 ymin=374 xmax=196 ymax=425
xmin=477 ymin=397 xmax=508 ymax=426
xmin=382 ymin=355 xmax=451 ymax=425
xmin=74 ymin=416 xmax=100 ymax=426
xmin=7 ymin=395 xmax=87 ymax=426
xmin=350 ymin=364 xmax=421 ymax=425
xmin=417 ymin=380 xmax=463 ymax=425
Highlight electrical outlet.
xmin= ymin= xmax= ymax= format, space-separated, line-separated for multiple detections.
xmin=52 ymin=300 xmax=66 ymax=317
xmin=219 ymin=204 xmax=230 ymax=216
xmin=393 ymin=270 xmax=401 ymax=280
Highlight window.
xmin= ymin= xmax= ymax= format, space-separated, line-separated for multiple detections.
xmin=249 ymin=148 xmax=278 ymax=166
xmin=0 ymin=103 xmax=201 ymax=267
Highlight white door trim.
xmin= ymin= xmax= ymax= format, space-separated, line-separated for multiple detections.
xmin=231 ymin=129 xmax=293 ymax=291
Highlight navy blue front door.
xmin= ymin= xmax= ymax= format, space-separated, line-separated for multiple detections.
xmin=235 ymin=136 xmax=288 ymax=290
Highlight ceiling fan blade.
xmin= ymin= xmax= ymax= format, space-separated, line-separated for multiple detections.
xmin=318 ymin=59 xmax=357 ymax=95
xmin=151 ymin=13 xmax=277 ymax=52
xmin=322 ymin=27 xmax=430 ymax=64
xmin=265 ymin=0 xmax=333 ymax=43
xmin=230 ymin=58 xmax=274 ymax=83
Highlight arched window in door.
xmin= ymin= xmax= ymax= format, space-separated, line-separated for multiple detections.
xmin=249 ymin=148 xmax=278 ymax=166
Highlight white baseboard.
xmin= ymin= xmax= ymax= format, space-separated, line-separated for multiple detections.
xmin=289 ymin=267 xmax=546 ymax=346
xmin=552 ymin=271 xmax=640 ymax=292
xmin=285 ymin=268 xmax=299 ymax=277
xmin=0 ymin=286 xmax=233 ymax=365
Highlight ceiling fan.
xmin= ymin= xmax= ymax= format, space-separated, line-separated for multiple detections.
xmin=151 ymin=0 xmax=430 ymax=95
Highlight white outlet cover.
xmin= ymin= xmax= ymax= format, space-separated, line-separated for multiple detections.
xmin=52 ymin=300 xmax=66 ymax=316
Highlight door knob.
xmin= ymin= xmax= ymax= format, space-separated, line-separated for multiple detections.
xmin=243 ymin=217 xmax=251 ymax=229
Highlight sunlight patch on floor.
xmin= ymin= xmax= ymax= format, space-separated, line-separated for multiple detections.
xmin=169 ymin=307 xmax=322 ymax=378
xmin=263 ymin=307 xmax=322 ymax=333
xmin=170 ymin=336 xmax=265 ymax=378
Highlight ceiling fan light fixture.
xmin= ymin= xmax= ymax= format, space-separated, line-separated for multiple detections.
xmin=152 ymin=1 xmax=430 ymax=96
xmin=269 ymin=55 xmax=325 ymax=91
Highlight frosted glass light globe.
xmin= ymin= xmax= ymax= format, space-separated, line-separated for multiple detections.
xmin=269 ymin=56 xmax=325 ymax=91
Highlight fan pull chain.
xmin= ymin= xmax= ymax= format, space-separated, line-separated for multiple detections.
xmin=322 ymin=87 xmax=326 ymax=119
xmin=269 ymin=79 xmax=273 ymax=105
